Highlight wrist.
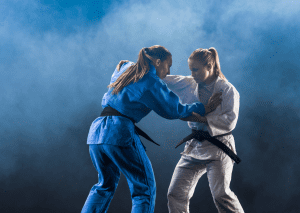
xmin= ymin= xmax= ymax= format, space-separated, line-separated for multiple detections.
xmin=204 ymin=105 xmax=210 ymax=115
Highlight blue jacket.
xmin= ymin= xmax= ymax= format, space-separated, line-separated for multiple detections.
xmin=87 ymin=62 xmax=205 ymax=146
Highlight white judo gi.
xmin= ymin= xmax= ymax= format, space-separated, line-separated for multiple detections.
xmin=163 ymin=75 xmax=244 ymax=213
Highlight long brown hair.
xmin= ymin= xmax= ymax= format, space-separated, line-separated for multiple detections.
xmin=108 ymin=45 xmax=172 ymax=94
xmin=188 ymin=47 xmax=227 ymax=81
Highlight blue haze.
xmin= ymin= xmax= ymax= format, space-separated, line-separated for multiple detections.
xmin=1 ymin=0 xmax=300 ymax=212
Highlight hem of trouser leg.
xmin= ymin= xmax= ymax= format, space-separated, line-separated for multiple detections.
xmin=135 ymin=140 xmax=154 ymax=213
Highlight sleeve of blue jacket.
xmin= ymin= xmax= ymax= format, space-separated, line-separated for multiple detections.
xmin=139 ymin=78 xmax=205 ymax=119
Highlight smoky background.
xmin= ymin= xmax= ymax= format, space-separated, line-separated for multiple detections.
xmin=1 ymin=0 xmax=300 ymax=212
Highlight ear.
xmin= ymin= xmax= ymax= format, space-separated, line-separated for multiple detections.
xmin=207 ymin=64 xmax=213 ymax=72
xmin=155 ymin=59 xmax=161 ymax=67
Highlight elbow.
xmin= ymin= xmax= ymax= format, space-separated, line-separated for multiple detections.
xmin=227 ymin=122 xmax=237 ymax=132
xmin=225 ymin=116 xmax=238 ymax=131
xmin=223 ymin=114 xmax=238 ymax=131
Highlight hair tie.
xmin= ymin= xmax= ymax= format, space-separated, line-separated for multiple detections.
xmin=143 ymin=47 xmax=148 ymax=54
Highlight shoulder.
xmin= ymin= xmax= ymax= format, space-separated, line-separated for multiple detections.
xmin=215 ymin=77 xmax=239 ymax=95
xmin=143 ymin=65 xmax=160 ymax=84
xmin=121 ymin=61 xmax=134 ymax=71
xmin=130 ymin=65 xmax=160 ymax=95
xmin=110 ymin=61 xmax=134 ymax=83
xmin=113 ymin=61 xmax=134 ymax=75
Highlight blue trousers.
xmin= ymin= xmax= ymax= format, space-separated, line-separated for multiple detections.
xmin=81 ymin=140 xmax=156 ymax=213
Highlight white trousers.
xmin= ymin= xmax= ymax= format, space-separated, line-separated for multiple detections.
xmin=167 ymin=154 xmax=244 ymax=213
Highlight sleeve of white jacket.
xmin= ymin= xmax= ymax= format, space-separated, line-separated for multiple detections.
xmin=162 ymin=75 xmax=196 ymax=100
xmin=162 ymin=75 xmax=190 ymax=93
xmin=206 ymin=85 xmax=240 ymax=136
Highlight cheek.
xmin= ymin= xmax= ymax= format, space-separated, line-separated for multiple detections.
xmin=195 ymin=71 xmax=203 ymax=77
xmin=199 ymin=70 xmax=208 ymax=77
xmin=165 ymin=65 xmax=169 ymax=73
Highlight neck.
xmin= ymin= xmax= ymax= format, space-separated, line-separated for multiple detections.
xmin=201 ymin=75 xmax=217 ymax=86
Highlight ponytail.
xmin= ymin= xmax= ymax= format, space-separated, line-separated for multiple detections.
xmin=108 ymin=45 xmax=171 ymax=94
xmin=108 ymin=48 xmax=151 ymax=94
xmin=208 ymin=47 xmax=227 ymax=81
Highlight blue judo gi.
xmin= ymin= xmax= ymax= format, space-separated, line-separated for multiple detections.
xmin=81 ymin=62 xmax=206 ymax=213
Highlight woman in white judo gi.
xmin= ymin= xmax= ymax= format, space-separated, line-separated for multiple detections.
xmin=163 ymin=47 xmax=244 ymax=213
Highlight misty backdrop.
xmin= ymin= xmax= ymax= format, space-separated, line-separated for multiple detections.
xmin=1 ymin=0 xmax=300 ymax=212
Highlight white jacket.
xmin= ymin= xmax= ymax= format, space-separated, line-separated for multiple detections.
xmin=163 ymin=75 xmax=240 ymax=161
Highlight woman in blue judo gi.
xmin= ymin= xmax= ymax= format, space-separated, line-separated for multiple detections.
xmin=81 ymin=45 xmax=222 ymax=213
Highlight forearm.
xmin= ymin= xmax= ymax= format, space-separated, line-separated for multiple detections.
xmin=140 ymin=81 xmax=205 ymax=119
xmin=180 ymin=114 xmax=207 ymax=123
xmin=206 ymin=87 xmax=240 ymax=136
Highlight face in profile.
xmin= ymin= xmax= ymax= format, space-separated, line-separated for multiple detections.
xmin=188 ymin=59 xmax=214 ymax=84
xmin=155 ymin=56 xmax=172 ymax=79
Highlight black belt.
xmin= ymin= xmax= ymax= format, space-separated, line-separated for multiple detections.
xmin=100 ymin=106 xmax=160 ymax=147
xmin=176 ymin=129 xmax=241 ymax=164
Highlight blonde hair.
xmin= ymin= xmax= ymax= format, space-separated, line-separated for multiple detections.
xmin=188 ymin=47 xmax=227 ymax=81
xmin=108 ymin=45 xmax=172 ymax=94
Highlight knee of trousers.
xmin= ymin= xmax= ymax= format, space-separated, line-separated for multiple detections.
xmin=132 ymin=193 xmax=156 ymax=208
xmin=167 ymin=188 xmax=184 ymax=201
xmin=91 ymin=178 xmax=118 ymax=194
xmin=212 ymin=189 xmax=235 ymax=202
xmin=167 ymin=180 xmax=188 ymax=199
xmin=106 ymin=182 xmax=119 ymax=193
xmin=167 ymin=192 xmax=189 ymax=210
xmin=131 ymin=180 xmax=156 ymax=200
